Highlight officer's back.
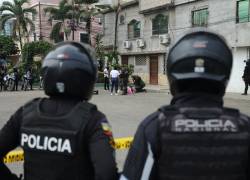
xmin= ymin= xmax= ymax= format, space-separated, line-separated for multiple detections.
xmin=0 ymin=42 xmax=118 ymax=180
xmin=121 ymin=30 xmax=250 ymax=180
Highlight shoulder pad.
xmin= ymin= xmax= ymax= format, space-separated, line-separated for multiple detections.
xmin=22 ymin=98 xmax=41 ymax=115
xmin=223 ymin=107 xmax=240 ymax=117
xmin=79 ymin=101 xmax=97 ymax=111
xmin=158 ymin=105 xmax=178 ymax=113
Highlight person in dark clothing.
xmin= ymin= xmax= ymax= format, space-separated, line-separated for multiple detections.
xmin=12 ymin=68 xmax=19 ymax=91
xmin=120 ymin=67 xmax=129 ymax=95
xmin=0 ymin=42 xmax=118 ymax=180
xmin=121 ymin=30 xmax=250 ymax=180
xmin=0 ymin=67 xmax=5 ymax=91
xmin=242 ymin=59 xmax=250 ymax=95
xmin=131 ymin=75 xmax=145 ymax=93
xmin=104 ymin=66 xmax=110 ymax=90
xmin=26 ymin=68 xmax=33 ymax=90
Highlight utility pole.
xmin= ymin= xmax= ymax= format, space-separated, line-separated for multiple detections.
xmin=71 ymin=0 xmax=75 ymax=40
xmin=39 ymin=1 xmax=42 ymax=40
xmin=113 ymin=0 xmax=121 ymax=54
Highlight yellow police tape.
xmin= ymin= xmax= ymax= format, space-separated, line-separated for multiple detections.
xmin=3 ymin=150 xmax=24 ymax=164
xmin=113 ymin=137 xmax=133 ymax=150
xmin=3 ymin=137 xmax=134 ymax=163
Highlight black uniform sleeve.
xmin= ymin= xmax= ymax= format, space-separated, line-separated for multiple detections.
xmin=0 ymin=107 xmax=22 ymax=180
xmin=121 ymin=112 xmax=159 ymax=180
xmin=86 ymin=110 xmax=118 ymax=180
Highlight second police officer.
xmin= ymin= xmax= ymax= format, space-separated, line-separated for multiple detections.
xmin=120 ymin=30 xmax=250 ymax=180
xmin=0 ymin=42 xmax=118 ymax=180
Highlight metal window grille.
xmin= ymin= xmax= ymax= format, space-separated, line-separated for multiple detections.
xmin=247 ymin=47 xmax=250 ymax=59
xmin=120 ymin=15 xmax=125 ymax=24
xmin=236 ymin=0 xmax=250 ymax=23
xmin=80 ymin=33 xmax=88 ymax=43
xmin=152 ymin=14 xmax=168 ymax=35
xmin=192 ymin=8 xmax=208 ymax=27
xmin=135 ymin=56 xmax=147 ymax=66
xmin=164 ymin=54 xmax=167 ymax=74
xmin=128 ymin=20 xmax=141 ymax=39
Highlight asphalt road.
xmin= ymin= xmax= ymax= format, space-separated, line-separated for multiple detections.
xmin=1 ymin=89 xmax=250 ymax=175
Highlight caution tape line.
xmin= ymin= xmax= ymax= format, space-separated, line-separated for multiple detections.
xmin=3 ymin=137 xmax=134 ymax=163
xmin=3 ymin=150 xmax=24 ymax=164
xmin=113 ymin=137 xmax=133 ymax=150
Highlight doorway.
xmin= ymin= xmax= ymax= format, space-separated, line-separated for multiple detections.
xmin=150 ymin=55 xmax=158 ymax=85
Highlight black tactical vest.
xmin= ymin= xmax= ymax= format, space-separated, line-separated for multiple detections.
xmin=157 ymin=106 xmax=250 ymax=180
xmin=20 ymin=98 xmax=97 ymax=180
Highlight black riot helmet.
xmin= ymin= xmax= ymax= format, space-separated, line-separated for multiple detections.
xmin=167 ymin=30 xmax=232 ymax=96
xmin=42 ymin=41 xmax=97 ymax=100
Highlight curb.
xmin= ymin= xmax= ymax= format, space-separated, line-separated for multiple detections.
xmin=145 ymin=88 xmax=170 ymax=93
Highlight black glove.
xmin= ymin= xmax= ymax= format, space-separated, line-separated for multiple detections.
xmin=18 ymin=174 xmax=23 ymax=180
xmin=8 ymin=174 xmax=20 ymax=180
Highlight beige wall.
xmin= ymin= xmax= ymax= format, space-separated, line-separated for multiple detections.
xmin=140 ymin=0 xmax=172 ymax=11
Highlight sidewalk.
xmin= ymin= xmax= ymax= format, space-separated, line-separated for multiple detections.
xmin=225 ymin=92 xmax=250 ymax=101
xmin=145 ymin=85 xmax=170 ymax=93
xmin=145 ymin=85 xmax=250 ymax=101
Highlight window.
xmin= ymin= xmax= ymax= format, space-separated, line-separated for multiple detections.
xmin=192 ymin=8 xmax=208 ymax=26
xmin=237 ymin=0 xmax=250 ymax=23
xmin=135 ymin=56 xmax=147 ymax=66
xmin=247 ymin=47 xmax=250 ymax=59
xmin=128 ymin=19 xmax=140 ymax=39
xmin=80 ymin=16 xmax=88 ymax=23
xmin=120 ymin=15 xmax=125 ymax=24
xmin=152 ymin=14 xmax=168 ymax=35
xmin=32 ymin=13 xmax=36 ymax=21
xmin=80 ymin=33 xmax=89 ymax=43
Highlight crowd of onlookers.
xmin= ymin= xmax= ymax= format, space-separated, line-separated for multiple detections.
xmin=0 ymin=64 xmax=146 ymax=94
xmin=103 ymin=66 xmax=146 ymax=95
xmin=0 ymin=66 xmax=35 ymax=92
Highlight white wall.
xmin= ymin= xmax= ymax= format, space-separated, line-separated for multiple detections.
xmin=173 ymin=0 xmax=250 ymax=93
xmin=227 ymin=47 xmax=248 ymax=93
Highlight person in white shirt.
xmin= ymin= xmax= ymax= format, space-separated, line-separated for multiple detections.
xmin=103 ymin=67 xmax=110 ymax=90
xmin=110 ymin=67 xmax=120 ymax=95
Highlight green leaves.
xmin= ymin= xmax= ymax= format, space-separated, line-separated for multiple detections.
xmin=0 ymin=35 xmax=19 ymax=58
xmin=0 ymin=0 xmax=37 ymax=50
xmin=21 ymin=41 xmax=53 ymax=67
xmin=44 ymin=0 xmax=73 ymax=42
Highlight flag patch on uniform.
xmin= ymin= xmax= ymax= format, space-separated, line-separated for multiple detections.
xmin=99 ymin=117 xmax=113 ymax=137
xmin=101 ymin=122 xmax=113 ymax=136
xmin=99 ymin=118 xmax=114 ymax=146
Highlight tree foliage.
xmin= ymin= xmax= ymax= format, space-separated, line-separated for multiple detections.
xmin=0 ymin=35 xmax=19 ymax=58
xmin=0 ymin=0 xmax=37 ymax=50
xmin=44 ymin=0 xmax=72 ymax=42
xmin=95 ymin=34 xmax=105 ymax=70
xmin=21 ymin=41 xmax=53 ymax=68
xmin=73 ymin=0 xmax=100 ymax=45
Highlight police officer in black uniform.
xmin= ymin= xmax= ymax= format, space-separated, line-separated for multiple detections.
xmin=242 ymin=59 xmax=250 ymax=95
xmin=0 ymin=42 xmax=118 ymax=180
xmin=120 ymin=30 xmax=250 ymax=180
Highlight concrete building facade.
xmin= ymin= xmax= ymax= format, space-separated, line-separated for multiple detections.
xmin=25 ymin=0 xmax=103 ymax=46
xmin=102 ymin=0 xmax=172 ymax=86
xmin=102 ymin=0 xmax=250 ymax=93
xmin=173 ymin=0 xmax=250 ymax=93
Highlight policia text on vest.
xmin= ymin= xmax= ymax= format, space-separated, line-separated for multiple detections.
xmin=21 ymin=133 xmax=72 ymax=154
xmin=4 ymin=137 xmax=134 ymax=163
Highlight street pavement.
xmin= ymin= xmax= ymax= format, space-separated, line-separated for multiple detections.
xmin=1 ymin=88 xmax=250 ymax=175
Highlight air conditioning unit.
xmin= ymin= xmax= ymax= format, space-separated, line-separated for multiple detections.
xmin=136 ymin=39 xmax=145 ymax=48
xmin=123 ymin=40 xmax=132 ymax=49
xmin=159 ymin=34 xmax=170 ymax=45
xmin=78 ymin=22 xmax=86 ymax=30
xmin=95 ymin=18 xmax=102 ymax=24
